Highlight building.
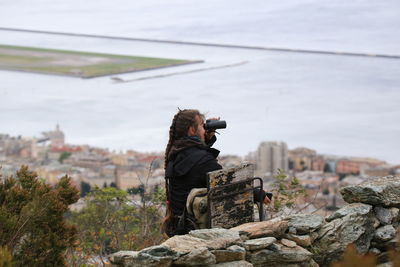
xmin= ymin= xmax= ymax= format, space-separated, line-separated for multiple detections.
xmin=336 ymin=157 xmax=386 ymax=175
xmin=256 ymin=141 xmax=288 ymax=177
xmin=311 ymin=156 xmax=325 ymax=172
xmin=288 ymin=147 xmax=317 ymax=171
xmin=42 ymin=124 xmax=65 ymax=147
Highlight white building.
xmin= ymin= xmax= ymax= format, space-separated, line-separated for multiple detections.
xmin=256 ymin=141 xmax=288 ymax=177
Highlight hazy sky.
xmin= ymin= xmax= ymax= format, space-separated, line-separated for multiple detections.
xmin=1 ymin=1 xmax=399 ymax=163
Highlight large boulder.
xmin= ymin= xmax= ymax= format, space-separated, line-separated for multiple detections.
xmin=211 ymin=245 xmax=246 ymax=263
xmin=247 ymin=242 xmax=313 ymax=267
xmin=161 ymin=228 xmax=241 ymax=254
xmin=284 ymin=233 xmax=318 ymax=248
xmin=312 ymin=203 xmax=377 ymax=266
xmin=285 ymin=214 xmax=324 ymax=234
xmin=173 ymin=247 xmax=216 ymax=266
xmin=109 ymin=246 xmax=177 ymax=267
xmin=326 ymin=203 xmax=373 ymax=222
xmin=230 ymin=217 xmax=288 ymax=238
xmin=242 ymin=237 xmax=276 ymax=251
xmin=374 ymin=206 xmax=399 ymax=225
xmin=373 ymin=225 xmax=397 ymax=243
xmin=340 ymin=176 xmax=400 ymax=207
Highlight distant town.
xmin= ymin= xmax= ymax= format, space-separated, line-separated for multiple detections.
xmin=1 ymin=126 xmax=399 ymax=215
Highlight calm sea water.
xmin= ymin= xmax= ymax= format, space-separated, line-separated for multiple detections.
xmin=0 ymin=0 xmax=399 ymax=163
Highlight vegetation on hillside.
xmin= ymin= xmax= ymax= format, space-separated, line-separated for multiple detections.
xmin=0 ymin=166 xmax=79 ymax=266
xmin=66 ymin=163 xmax=166 ymax=266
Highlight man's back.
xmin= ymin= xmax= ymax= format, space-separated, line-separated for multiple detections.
xmin=167 ymin=145 xmax=221 ymax=216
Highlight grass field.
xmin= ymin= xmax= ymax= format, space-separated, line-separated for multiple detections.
xmin=0 ymin=44 xmax=200 ymax=78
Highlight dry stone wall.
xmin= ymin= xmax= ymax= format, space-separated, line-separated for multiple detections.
xmin=109 ymin=176 xmax=400 ymax=266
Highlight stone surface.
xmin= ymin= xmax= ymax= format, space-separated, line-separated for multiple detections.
xmin=109 ymin=251 xmax=139 ymax=264
xmin=161 ymin=235 xmax=213 ymax=254
xmin=286 ymin=214 xmax=324 ymax=234
xmin=369 ymin=248 xmax=381 ymax=255
xmin=284 ymin=234 xmax=313 ymax=247
xmin=248 ymin=242 xmax=312 ymax=266
xmin=377 ymin=252 xmax=391 ymax=265
xmin=326 ymin=203 xmax=373 ymax=222
xmin=243 ymin=237 xmax=276 ymax=251
xmin=340 ymin=176 xmax=400 ymax=207
xmin=374 ymin=225 xmax=396 ymax=242
xmin=173 ymin=247 xmax=216 ymax=266
xmin=391 ymin=207 xmax=400 ymax=224
xmin=209 ymin=260 xmax=254 ymax=267
xmin=212 ymin=245 xmax=245 ymax=263
xmin=188 ymin=228 xmax=241 ymax=243
xmin=375 ymin=206 xmax=394 ymax=225
xmin=231 ymin=217 xmax=288 ymax=238
xmin=109 ymin=246 xmax=177 ymax=267
xmin=162 ymin=228 xmax=241 ymax=254
xmin=312 ymin=205 xmax=376 ymax=266
xmin=281 ymin=238 xmax=297 ymax=248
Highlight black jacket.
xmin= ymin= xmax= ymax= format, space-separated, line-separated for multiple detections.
xmin=166 ymin=138 xmax=222 ymax=216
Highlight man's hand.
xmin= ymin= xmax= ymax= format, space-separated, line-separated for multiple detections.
xmin=263 ymin=196 xmax=271 ymax=205
xmin=204 ymin=117 xmax=220 ymax=145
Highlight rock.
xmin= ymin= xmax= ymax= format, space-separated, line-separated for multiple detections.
xmin=109 ymin=246 xmax=177 ymax=267
xmin=109 ymin=251 xmax=139 ymax=264
xmin=248 ymin=242 xmax=313 ymax=266
xmin=375 ymin=206 xmax=394 ymax=225
xmin=340 ymin=176 xmax=400 ymax=207
xmin=326 ymin=203 xmax=372 ymax=222
xmin=373 ymin=216 xmax=381 ymax=228
xmin=377 ymin=252 xmax=391 ymax=266
xmin=139 ymin=246 xmax=178 ymax=258
xmin=281 ymin=238 xmax=297 ymax=248
xmin=173 ymin=247 xmax=216 ymax=266
xmin=188 ymin=228 xmax=241 ymax=244
xmin=162 ymin=228 xmax=241 ymax=254
xmin=239 ymin=231 xmax=250 ymax=241
xmin=212 ymin=245 xmax=245 ymax=263
xmin=284 ymin=234 xmax=314 ymax=247
xmin=391 ymin=208 xmax=400 ymax=225
xmin=288 ymin=226 xmax=297 ymax=234
xmin=374 ymin=225 xmax=396 ymax=242
xmin=369 ymin=248 xmax=381 ymax=255
xmin=286 ymin=214 xmax=324 ymax=234
xmin=312 ymin=205 xmax=376 ymax=266
xmin=231 ymin=217 xmax=288 ymax=238
xmin=227 ymin=245 xmax=246 ymax=253
xmin=162 ymin=235 xmax=213 ymax=254
xmin=209 ymin=260 xmax=253 ymax=267
xmin=243 ymin=237 xmax=276 ymax=251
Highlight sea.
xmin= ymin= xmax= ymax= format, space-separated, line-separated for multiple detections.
xmin=0 ymin=0 xmax=399 ymax=164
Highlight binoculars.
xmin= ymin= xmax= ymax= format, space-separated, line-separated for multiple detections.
xmin=204 ymin=120 xmax=227 ymax=130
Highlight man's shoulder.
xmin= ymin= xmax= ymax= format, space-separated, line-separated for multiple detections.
xmin=181 ymin=146 xmax=219 ymax=159
xmin=177 ymin=146 xmax=210 ymax=162
xmin=173 ymin=146 xmax=219 ymax=176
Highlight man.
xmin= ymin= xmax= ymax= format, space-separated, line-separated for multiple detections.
xmin=162 ymin=109 xmax=269 ymax=237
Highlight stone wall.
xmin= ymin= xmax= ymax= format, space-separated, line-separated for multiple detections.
xmin=109 ymin=176 xmax=400 ymax=267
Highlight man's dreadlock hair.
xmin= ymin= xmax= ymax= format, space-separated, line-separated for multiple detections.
xmin=164 ymin=109 xmax=204 ymax=169
xmin=162 ymin=108 xmax=204 ymax=236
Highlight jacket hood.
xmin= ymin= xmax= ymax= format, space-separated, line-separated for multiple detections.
xmin=166 ymin=137 xmax=219 ymax=178
xmin=167 ymin=136 xmax=205 ymax=160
